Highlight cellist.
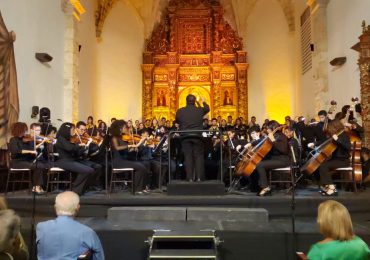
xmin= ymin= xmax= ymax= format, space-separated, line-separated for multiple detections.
xmin=255 ymin=120 xmax=290 ymax=196
xmin=316 ymin=118 xmax=350 ymax=196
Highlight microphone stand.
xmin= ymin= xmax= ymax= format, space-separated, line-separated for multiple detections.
xmin=289 ymin=144 xmax=299 ymax=260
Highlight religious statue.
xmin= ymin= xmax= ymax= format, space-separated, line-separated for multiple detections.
xmin=157 ymin=90 xmax=167 ymax=106
xmin=223 ymin=90 xmax=233 ymax=105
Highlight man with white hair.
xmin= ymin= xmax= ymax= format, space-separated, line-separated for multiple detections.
xmin=36 ymin=191 xmax=104 ymax=260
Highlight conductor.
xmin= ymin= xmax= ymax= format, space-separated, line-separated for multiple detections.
xmin=176 ymin=94 xmax=210 ymax=181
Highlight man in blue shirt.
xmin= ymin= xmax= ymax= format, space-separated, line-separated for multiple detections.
xmin=36 ymin=191 xmax=104 ymax=260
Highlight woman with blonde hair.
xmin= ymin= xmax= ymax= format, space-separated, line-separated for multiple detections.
xmin=308 ymin=200 xmax=370 ymax=259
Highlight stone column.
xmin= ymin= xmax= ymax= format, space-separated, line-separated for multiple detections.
xmin=141 ymin=62 xmax=154 ymax=120
xmin=62 ymin=1 xmax=79 ymax=122
xmin=358 ymin=22 xmax=370 ymax=148
xmin=307 ymin=0 xmax=330 ymax=112
xmin=236 ymin=63 xmax=248 ymax=120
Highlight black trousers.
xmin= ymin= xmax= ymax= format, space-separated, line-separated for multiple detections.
xmin=181 ymin=137 xmax=205 ymax=181
xmin=10 ymin=160 xmax=48 ymax=186
xmin=318 ymin=158 xmax=350 ymax=185
xmin=79 ymin=160 xmax=103 ymax=187
xmin=255 ymin=155 xmax=290 ymax=188
xmin=112 ymin=158 xmax=148 ymax=191
xmin=150 ymin=158 xmax=176 ymax=187
xmin=55 ymin=159 xmax=94 ymax=195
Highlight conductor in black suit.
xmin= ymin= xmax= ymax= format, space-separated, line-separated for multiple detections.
xmin=176 ymin=94 xmax=210 ymax=181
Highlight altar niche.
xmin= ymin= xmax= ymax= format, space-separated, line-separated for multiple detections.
xmin=142 ymin=0 xmax=248 ymax=121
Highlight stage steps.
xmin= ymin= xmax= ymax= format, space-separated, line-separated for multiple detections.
xmin=107 ymin=207 xmax=269 ymax=223
xmin=147 ymin=230 xmax=221 ymax=259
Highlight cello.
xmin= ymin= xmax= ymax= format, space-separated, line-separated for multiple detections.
xmin=301 ymin=129 xmax=344 ymax=175
xmin=235 ymin=125 xmax=283 ymax=177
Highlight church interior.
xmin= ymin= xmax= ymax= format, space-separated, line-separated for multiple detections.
xmin=0 ymin=0 xmax=370 ymax=259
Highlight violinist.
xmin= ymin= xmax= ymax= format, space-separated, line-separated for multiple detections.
xmin=316 ymin=119 xmax=350 ymax=196
xmin=54 ymin=123 xmax=97 ymax=195
xmin=255 ymin=120 xmax=290 ymax=196
xmin=110 ymin=120 xmax=150 ymax=194
xmin=74 ymin=121 xmax=103 ymax=190
xmin=9 ymin=122 xmax=48 ymax=194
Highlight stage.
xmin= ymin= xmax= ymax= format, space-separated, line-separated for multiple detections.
xmin=4 ymin=187 xmax=370 ymax=260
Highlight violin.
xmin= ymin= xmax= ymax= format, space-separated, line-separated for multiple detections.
xmin=122 ymin=134 xmax=142 ymax=144
xmin=22 ymin=134 xmax=52 ymax=144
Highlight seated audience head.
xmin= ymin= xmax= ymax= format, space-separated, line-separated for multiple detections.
xmin=317 ymin=200 xmax=353 ymax=241
xmin=0 ymin=197 xmax=7 ymax=211
xmin=55 ymin=191 xmax=80 ymax=217
xmin=0 ymin=209 xmax=21 ymax=254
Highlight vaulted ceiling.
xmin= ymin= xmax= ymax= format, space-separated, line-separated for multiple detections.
xmin=95 ymin=0 xmax=296 ymax=40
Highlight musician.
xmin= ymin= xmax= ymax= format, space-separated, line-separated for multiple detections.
xmin=234 ymin=118 xmax=247 ymax=140
xmin=227 ymin=115 xmax=233 ymax=127
xmin=361 ymin=148 xmax=370 ymax=184
xmin=202 ymin=118 xmax=210 ymax=130
xmin=284 ymin=126 xmax=300 ymax=163
xmin=54 ymin=123 xmax=96 ymax=195
xmin=317 ymin=119 xmax=351 ymax=196
xmin=9 ymin=122 xmax=48 ymax=194
xmin=310 ymin=110 xmax=330 ymax=148
xmin=208 ymin=118 xmax=219 ymax=134
xmin=219 ymin=119 xmax=228 ymax=132
xmin=110 ymin=120 xmax=149 ymax=194
xmin=86 ymin=116 xmax=97 ymax=136
xmin=248 ymin=116 xmax=260 ymax=130
xmin=75 ymin=121 xmax=103 ymax=190
xmin=175 ymin=94 xmax=210 ymax=182
xmin=97 ymin=121 xmax=108 ymax=138
xmin=255 ymin=120 xmax=290 ymax=196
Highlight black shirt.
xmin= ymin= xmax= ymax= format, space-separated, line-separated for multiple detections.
xmin=175 ymin=102 xmax=210 ymax=134
xmin=9 ymin=137 xmax=33 ymax=161
xmin=55 ymin=136 xmax=85 ymax=160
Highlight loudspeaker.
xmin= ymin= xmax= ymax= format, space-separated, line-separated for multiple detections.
xmin=39 ymin=107 xmax=50 ymax=122
xmin=31 ymin=106 xmax=39 ymax=118
xmin=35 ymin=53 xmax=53 ymax=62
xmin=330 ymin=57 xmax=346 ymax=66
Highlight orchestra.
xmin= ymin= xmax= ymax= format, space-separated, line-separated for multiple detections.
xmin=6 ymin=97 xmax=368 ymax=196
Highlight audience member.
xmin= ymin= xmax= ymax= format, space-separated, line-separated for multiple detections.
xmin=308 ymin=200 xmax=370 ymax=260
xmin=36 ymin=191 xmax=104 ymax=260
xmin=0 ymin=209 xmax=24 ymax=260
xmin=0 ymin=197 xmax=28 ymax=260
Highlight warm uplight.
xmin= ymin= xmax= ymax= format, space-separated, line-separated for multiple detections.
xmin=70 ymin=0 xmax=85 ymax=21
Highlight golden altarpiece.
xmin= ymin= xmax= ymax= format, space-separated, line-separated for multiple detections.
xmin=142 ymin=0 xmax=248 ymax=121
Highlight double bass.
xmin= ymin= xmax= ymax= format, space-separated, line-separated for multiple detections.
xmin=235 ymin=125 xmax=283 ymax=177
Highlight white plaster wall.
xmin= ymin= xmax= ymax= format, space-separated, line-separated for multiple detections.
xmin=326 ymin=0 xmax=370 ymax=110
xmin=246 ymin=0 xmax=297 ymax=124
xmin=95 ymin=1 xmax=144 ymax=122
xmin=0 ymin=0 xmax=65 ymax=125
xmin=77 ymin=0 xmax=98 ymax=122
xmin=294 ymin=0 xmax=316 ymax=120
